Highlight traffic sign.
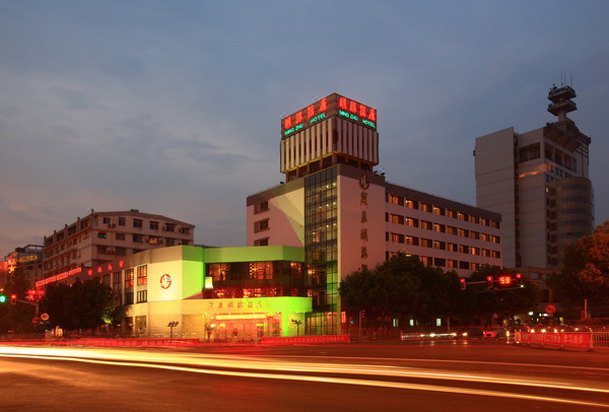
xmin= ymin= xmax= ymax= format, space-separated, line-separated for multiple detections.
xmin=40 ymin=312 xmax=50 ymax=321
xmin=32 ymin=316 xmax=40 ymax=324
xmin=545 ymin=304 xmax=556 ymax=314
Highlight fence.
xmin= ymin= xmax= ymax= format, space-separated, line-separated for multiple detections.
xmin=514 ymin=330 xmax=609 ymax=351
xmin=260 ymin=334 xmax=350 ymax=345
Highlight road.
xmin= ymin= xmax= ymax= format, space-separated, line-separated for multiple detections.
xmin=1 ymin=340 xmax=609 ymax=411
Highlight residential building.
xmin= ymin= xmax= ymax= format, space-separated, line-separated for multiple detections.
xmin=41 ymin=209 xmax=194 ymax=281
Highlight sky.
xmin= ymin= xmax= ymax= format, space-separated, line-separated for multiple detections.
xmin=1 ymin=1 xmax=608 ymax=256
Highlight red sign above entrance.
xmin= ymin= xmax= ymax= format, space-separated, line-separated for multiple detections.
xmin=281 ymin=93 xmax=377 ymax=138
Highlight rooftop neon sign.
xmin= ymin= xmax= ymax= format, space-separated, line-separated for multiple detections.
xmin=281 ymin=93 xmax=377 ymax=138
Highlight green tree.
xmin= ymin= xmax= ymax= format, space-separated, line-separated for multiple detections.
xmin=549 ymin=221 xmax=609 ymax=315
xmin=340 ymin=254 xmax=462 ymax=328
xmin=40 ymin=278 xmax=119 ymax=334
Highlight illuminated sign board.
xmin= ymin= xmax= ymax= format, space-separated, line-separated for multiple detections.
xmin=281 ymin=93 xmax=377 ymax=138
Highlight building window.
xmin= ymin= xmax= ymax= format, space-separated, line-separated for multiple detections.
xmin=519 ymin=143 xmax=541 ymax=162
xmin=164 ymin=223 xmax=175 ymax=232
xmin=133 ymin=234 xmax=144 ymax=243
xmin=405 ymin=236 xmax=418 ymax=246
xmin=459 ymin=261 xmax=470 ymax=270
xmin=179 ymin=227 xmax=191 ymax=235
xmin=102 ymin=217 xmax=111 ymax=224
xmin=137 ymin=265 xmax=147 ymax=286
xmin=390 ymin=233 xmax=404 ymax=244
xmin=125 ymin=292 xmax=134 ymax=305
xmin=433 ymin=240 xmax=445 ymax=250
xmin=458 ymin=228 xmax=469 ymax=238
xmin=118 ymin=217 xmax=126 ymax=226
xmin=447 ymin=226 xmax=457 ymax=235
xmin=405 ymin=218 xmax=419 ymax=227
xmin=254 ymin=219 xmax=270 ymax=233
xmin=208 ymin=263 xmax=229 ymax=282
xmin=434 ymin=258 xmax=446 ymax=267
xmin=136 ymin=290 xmax=147 ymax=303
xmin=390 ymin=214 xmax=404 ymax=224
xmin=254 ymin=238 xmax=269 ymax=246
xmin=420 ymin=220 xmax=432 ymax=230
xmin=389 ymin=194 xmax=404 ymax=206
xmin=433 ymin=223 xmax=445 ymax=233
xmin=150 ymin=221 xmax=159 ymax=230
xmin=421 ymin=203 xmax=432 ymax=213
xmin=405 ymin=200 xmax=418 ymax=209
xmin=112 ymin=271 xmax=121 ymax=289
xmin=133 ymin=219 xmax=143 ymax=228
xmin=116 ymin=233 xmax=125 ymax=241
xmin=124 ymin=269 xmax=134 ymax=288
xmin=255 ymin=201 xmax=270 ymax=214
xmin=421 ymin=238 xmax=432 ymax=248
xmin=420 ymin=256 xmax=432 ymax=267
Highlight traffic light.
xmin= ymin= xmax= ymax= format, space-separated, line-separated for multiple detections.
xmin=515 ymin=273 xmax=523 ymax=287
xmin=0 ymin=293 xmax=6 ymax=304
xmin=10 ymin=294 xmax=17 ymax=305
xmin=486 ymin=275 xmax=494 ymax=289
xmin=459 ymin=277 xmax=467 ymax=290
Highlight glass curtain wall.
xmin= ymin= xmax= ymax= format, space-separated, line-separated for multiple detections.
xmin=304 ymin=167 xmax=339 ymax=335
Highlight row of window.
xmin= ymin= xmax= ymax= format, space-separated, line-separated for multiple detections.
xmin=386 ymin=194 xmax=500 ymax=228
xmin=47 ymin=217 xmax=191 ymax=246
xmin=386 ymin=251 xmax=489 ymax=271
xmin=387 ymin=233 xmax=501 ymax=258
xmin=387 ymin=214 xmax=500 ymax=243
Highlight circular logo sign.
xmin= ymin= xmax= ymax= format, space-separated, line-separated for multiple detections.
xmin=160 ymin=273 xmax=172 ymax=289
xmin=359 ymin=173 xmax=370 ymax=189
xmin=40 ymin=312 xmax=50 ymax=321
xmin=545 ymin=304 xmax=556 ymax=315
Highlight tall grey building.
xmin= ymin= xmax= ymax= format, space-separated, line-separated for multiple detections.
xmin=475 ymin=85 xmax=594 ymax=269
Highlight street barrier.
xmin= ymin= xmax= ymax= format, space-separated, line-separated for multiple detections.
xmin=514 ymin=331 xmax=593 ymax=350
xmin=260 ymin=334 xmax=350 ymax=345
xmin=593 ymin=331 xmax=609 ymax=349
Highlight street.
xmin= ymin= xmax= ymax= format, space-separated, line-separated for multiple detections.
xmin=1 ymin=340 xmax=609 ymax=411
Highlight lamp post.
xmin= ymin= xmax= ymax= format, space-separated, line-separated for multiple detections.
xmin=291 ymin=319 xmax=302 ymax=336
xmin=167 ymin=321 xmax=179 ymax=339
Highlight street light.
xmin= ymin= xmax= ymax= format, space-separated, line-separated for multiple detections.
xmin=167 ymin=321 xmax=179 ymax=339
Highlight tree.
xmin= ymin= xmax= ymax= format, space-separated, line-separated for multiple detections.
xmin=340 ymin=254 xmax=462 ymax=328
xmin=0 ymin=267 xmax=38 ymax=334
xmin=40 ymin=278 xmax=119 ymax=334
xmin=550 ymin=221 xmax=609 ymax=314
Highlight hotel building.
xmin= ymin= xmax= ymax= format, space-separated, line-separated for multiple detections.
xmin=247 ymin=93 xmax=502 ymax=335
xmin=474 ymin=85 xmax=594 ymax=269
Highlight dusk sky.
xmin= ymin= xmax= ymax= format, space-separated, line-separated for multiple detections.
xmin=1 ymin=1 xmax=608 ymax=256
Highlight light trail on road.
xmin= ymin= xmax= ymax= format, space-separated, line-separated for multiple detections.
xmin=2 ymin=346 xmax=608 ymax=409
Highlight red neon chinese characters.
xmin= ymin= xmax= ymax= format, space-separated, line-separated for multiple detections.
xmin=368 ymin=108 xmax=376 ymax=121
xmin=349 ymin=100 xmax=357 ymax=113
xmin=306 ymin=105 xmax=315 ymax=119
xmin=359 ymin=104 xmax=367 ymax=117
xmin=339 ymin=97 xmax=348 ymax=110
xmin=283 ymin=116 xmax=292 ymax=129
xmin=318 ymin=98 xmax=327 ymax=112
xmin=294 ymin=111 xmax=303 ymax=124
